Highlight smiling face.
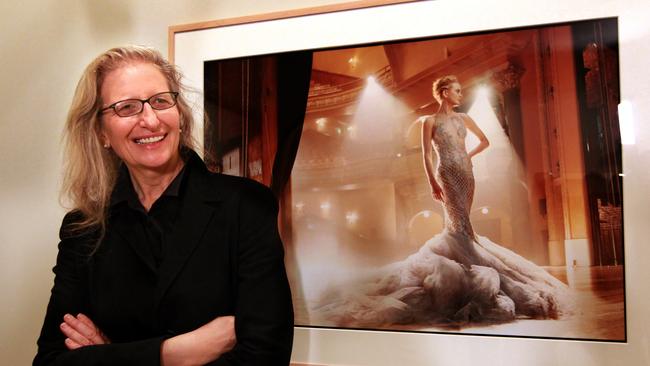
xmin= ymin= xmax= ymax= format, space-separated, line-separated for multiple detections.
xmin=443 ymin=82 xmax=463 ymax=107
xmin=99 ymin=62 xmax=182 ymax=175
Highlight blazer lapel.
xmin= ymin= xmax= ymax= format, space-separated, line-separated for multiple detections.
xmin=108 ymin=165 xmax=158 ymax=275
xmin=154 ymin=153 xmax=224 ymax=308
xmin=110 ymin=208 xmax=158 ymax=275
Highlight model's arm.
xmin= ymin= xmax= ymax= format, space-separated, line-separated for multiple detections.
xmin=462 ymin=113 xmax=490 ymax=158
xmin=421 ymin=116 xmax=444 ymax=201
xmin=210 ymin=181 xmax=294 ymax=366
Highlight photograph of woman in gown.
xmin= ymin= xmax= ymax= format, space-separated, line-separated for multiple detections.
xmin=313 ymin=76 xmax=571 ymax=327
xmin=203 ymin=18 xmax=624 ymax=341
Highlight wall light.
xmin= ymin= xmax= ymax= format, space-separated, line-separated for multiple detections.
xmin=618 ymin=100 xmax=636 ymax=145
xmin=345 ymin=211 xmax=359 ymax=225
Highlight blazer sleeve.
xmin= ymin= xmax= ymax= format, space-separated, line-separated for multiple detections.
xmin=210 ymin=182 xmax=294 ymax=365
xmin=33 ymin=212 xmax=166 ymax=366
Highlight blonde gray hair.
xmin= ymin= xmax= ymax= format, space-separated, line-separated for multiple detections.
xmin=61 ymin=45 xmax=196 ymax=234
xmin=432 ymin=75 xmax=459 ymax=104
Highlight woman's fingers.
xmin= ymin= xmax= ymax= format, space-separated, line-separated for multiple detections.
xmin=60 ymin=313 xmax=109 ymax=349
xmin=76 ymin=313 xmax=95 ymax=328
xmin=77 ymin=313 xmax=110 ymax=344
xmin=64 ymin=337 xmax=83 ymax=350
xmin=60 ymin=321 xmax=91 ymax=347
xmin=63 ymin=314 xmax=96 ymax=342
xmin=432 ymin=189 xmax=444 ymax=201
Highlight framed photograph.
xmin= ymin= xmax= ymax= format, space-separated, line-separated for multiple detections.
xmin=171 ymin=0 xmax=649 ymax=364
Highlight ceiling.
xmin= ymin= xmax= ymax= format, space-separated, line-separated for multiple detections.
xmin=312 ymin=45 xmax=389 ymax=80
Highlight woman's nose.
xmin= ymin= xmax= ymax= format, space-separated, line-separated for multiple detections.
xmin=139 ymin=103 xmax=160 ymax=129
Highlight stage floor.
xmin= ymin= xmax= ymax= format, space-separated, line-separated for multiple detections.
xmin=292 ymin=265 xmax=625 ymax=341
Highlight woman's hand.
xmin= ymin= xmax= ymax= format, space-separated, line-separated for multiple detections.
xmin=430 ymin=180 xmax=444 ymax=201
xmin=161 ymin=315 xmax=236 ymax=366
xmin=60 ymin=313 xmax=110 ymax=350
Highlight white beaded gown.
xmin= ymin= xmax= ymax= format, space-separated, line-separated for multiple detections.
xmin=314 ymin=113 xmax=571 ymax=327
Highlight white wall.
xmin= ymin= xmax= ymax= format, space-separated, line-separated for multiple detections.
xmin=0 ymin=1 xmax=349 ymax=364
xmin=3 ymin=1 xmax=650 ymax=366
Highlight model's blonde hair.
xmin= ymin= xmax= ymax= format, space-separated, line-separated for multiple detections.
xmin=432 ymin=75 xmax=459 ymax=104
xmin=61 ymin=45 xmax=197 ymax=234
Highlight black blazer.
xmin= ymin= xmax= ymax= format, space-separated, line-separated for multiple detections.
xmin=34 ymin=152 xmax=294 ymax=365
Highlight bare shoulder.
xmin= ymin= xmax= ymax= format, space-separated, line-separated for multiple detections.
xmin=458 ymin=112 xmax=475 ymax=123
xmin=457 ymin=112 xmax=469 ymax=120
xmin=420 ymin=114 xmax=437 ymax=127
xmin=457 ymin=113 xmax=479 ymax=129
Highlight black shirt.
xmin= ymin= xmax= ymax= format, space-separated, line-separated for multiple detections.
xmin=109 ymin=163 xmax=187 ymax=270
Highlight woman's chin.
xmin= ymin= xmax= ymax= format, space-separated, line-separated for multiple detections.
xmin=125 ymin=150 xmax=181 ymax=173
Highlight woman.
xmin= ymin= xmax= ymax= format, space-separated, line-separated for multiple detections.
xmin=422 ymin=75 xmax=489 ymax=245
xmin=34 ymin=46 xmax=294 ymax=365
xmin=316 ymin=75 xmax=570 ymax=327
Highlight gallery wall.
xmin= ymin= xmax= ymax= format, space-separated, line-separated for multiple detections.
xmin=0 ymin=1 xmax=350 ymax=364
xmin=2 ymin=1 xmax=649 ymax=365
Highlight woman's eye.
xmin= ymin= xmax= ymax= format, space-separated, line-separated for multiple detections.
xmin=116 ymin=102 xmax=139 ymax=114
xmin=156 ymin=98 xmax=171 ymax=105
xmin=152 ymin=97 xmax=172 ymax=107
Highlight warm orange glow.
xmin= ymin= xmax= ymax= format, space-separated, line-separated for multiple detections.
xmin=315 ymin=117 xmax=327 ymax=133
xmin=349 ymin=75 xmax=410 ymax=144
xmin=348 ymin=56 xmax=359 ymax=69
xmin=320 ymin=201 xmax=331 ymax=218
xmin=345 ymin=211 xmax=359 ymax=225
xmin=466 ymin=85 xmax=531 ymax=249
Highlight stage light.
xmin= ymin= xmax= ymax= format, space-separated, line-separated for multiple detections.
xmin=320 ymin=201 xmax=331 ymax=218
xmin=315 ymin=117 xmax=327 ymax=132
xmin=477 ymin=84 xmax=490 ymax=98
xmin=350 ymin=76 xmax=408 ymax=144
xmin=294 ymin=202 xmax=305 ymax=217
xmin=345 ymin=211 xmax=359 ymax=225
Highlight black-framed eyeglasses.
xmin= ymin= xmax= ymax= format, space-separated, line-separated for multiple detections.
xmin=99 ymin=91 xmax=179 ymax=118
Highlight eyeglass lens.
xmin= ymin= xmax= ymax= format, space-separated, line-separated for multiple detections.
xmin=113 ymin=92 xmax=177 ymax=117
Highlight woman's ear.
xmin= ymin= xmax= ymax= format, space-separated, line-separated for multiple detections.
xmin=98 ymin=129 xmax=110 ymax=149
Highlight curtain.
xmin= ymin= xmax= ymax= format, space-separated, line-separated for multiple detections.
xmin=270 ymin=51 xmax=313 ymax=197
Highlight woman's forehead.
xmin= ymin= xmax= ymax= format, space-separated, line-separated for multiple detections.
xmin=101 ymin=62 xmax=168 ymax=99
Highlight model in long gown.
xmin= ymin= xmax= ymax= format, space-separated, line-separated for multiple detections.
xmin=314 ymin=113 xmax=572 ymax=327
